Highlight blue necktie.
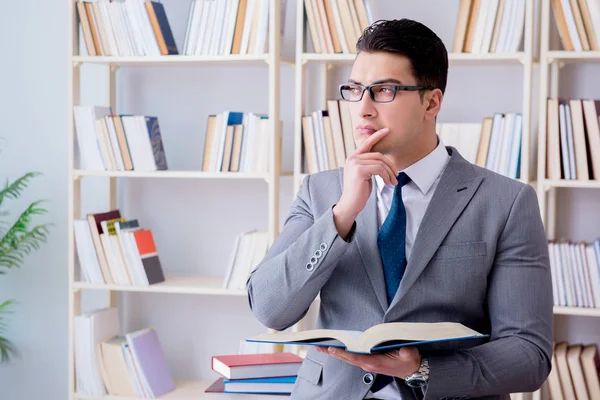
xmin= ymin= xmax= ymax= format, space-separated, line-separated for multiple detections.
xmin=377 ymin=172 xmax=412 ymax=305
xmin=371 ymin=173 xmax=412 ymax=394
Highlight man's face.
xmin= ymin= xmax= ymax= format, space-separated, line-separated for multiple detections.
xmin=347 ymin=51 xmax=433 ymax=156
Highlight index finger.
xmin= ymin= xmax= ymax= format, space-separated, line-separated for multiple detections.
xmin=355 ymin=128 xmax=390 ymax=155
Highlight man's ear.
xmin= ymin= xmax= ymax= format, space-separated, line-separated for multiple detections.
xmin=424 ymin=89 xmax=443 ymax=121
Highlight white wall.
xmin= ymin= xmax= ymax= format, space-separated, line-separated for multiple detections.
xmin=1 ymin=1 xmax=599 ymax=399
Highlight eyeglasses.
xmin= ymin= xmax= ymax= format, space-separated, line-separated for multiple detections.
xmin=339 ymin=83 xmax=434 ymax=103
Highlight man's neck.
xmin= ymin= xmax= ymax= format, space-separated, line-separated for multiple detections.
xmin=387 ymin=133 xmax=439 ymax=172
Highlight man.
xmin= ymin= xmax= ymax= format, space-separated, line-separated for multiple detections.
xmin=247 ymin=18 xmax=552 ymax=400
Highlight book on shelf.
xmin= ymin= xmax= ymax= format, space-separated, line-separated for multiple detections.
xmin=545 ymin=98 xmax=600 ymax=181
xmin=184 ymin=0 xmax=277 ymax=56
xmin=247 ymin=321 xmax=489 ymax=355
xmin=551 ymin=0 xmax=600 ymax=51
xmin=73 ymin=105 xmax=168 ymax=171
xmin=548 ymin=341 xmax=600 ymax=400
xmin=76 ymin=0 xmax=178 ymax=57
xmin=223 ymin=376 xmax=297 ymax=395
xmin=548 ymin=239 xmax=600 ymax=308
xmin=452 ymin=0 xmax=526 ymax=54
xmin=223 ymin=230 xmax=270 ymax=290
xmin=304 ymin=0 xmax=374 ymax=54
xmin=75 ymin=308 xmax=176 ymax=398
xmin=437 ymin=113 xmax=523 ymax=180
xmin=73 ymin=208 xmax=166 ymax=286
xmin=201 ymin=111 xmax=275 ymax=174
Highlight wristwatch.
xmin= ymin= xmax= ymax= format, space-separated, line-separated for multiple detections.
xmin=404 ymin=357 xmax=430 ymax=388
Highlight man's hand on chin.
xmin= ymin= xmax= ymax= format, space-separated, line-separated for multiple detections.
xmin=315 ymin=346 xmax=421 ymax=378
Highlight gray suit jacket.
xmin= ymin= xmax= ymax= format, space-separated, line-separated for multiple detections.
xmin=247 ymin=147 xmax=553 ymax=400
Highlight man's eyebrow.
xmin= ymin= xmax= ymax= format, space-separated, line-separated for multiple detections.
xmin=347 ymin=78 xmax=404 ymax=85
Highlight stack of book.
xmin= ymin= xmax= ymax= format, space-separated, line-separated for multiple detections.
xmin=551 ymin=0 xmax=600 ymax=51
xmin=223 ymin=230 xmax=269 ymax=290
xmin=547 ymin=342 xmax=600 ymax=399
xmin=452 ymin=0 xmax=526 ymax=54
xmin=75 ymin=307 xmax=176 ymax=398
xmin=76 ymin=0 xmax=178 ymax=56
xmin=201 ymin=111 xmax=274 ymax=174
xmin=549 ymin=239 xmax=600 ymax=308
xmin=73 ymin=208 xmax=166 ymax=286
xmin=545 ymin=98 xmax=600 ymax=181
xmin=303 ymin=0 xmax=373 ymax=54
xmin=183 ymin=0 xmax=274 ymax=56
xmin=73 ymin=105 xmax=168 ymax=172
xmin=210 ymin=352 xmax=303 ymax=395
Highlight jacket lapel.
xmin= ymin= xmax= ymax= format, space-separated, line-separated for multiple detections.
xmin=387 ymin=148 xmax=484 ymax=312
xmin=355 ymin=177 xmax=388 ymax=312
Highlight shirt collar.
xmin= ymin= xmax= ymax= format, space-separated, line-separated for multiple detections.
xmin=375 ymin=137 xmax=450 ymax=195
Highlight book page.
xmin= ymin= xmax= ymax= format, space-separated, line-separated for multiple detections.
xmin=249 ymin=328 xmax=362 ymax=349
xmin=355 ymin=322 xmax=485 ymax=353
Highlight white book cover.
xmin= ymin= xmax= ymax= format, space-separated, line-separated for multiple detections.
xmin=479 ymin=0 xmax=499 ymax=53
xmin=548 ymin=243 xmax=560 ymax=306
xmin=471 ymin=0 xmax=490 ymax=53
xmin=73 ymin=106 xmax=106 ymax=170
xmin=485 ymin=113 xmax=504 ymax=171
xmin=222 ymin=0 xmax=240 ymax=54
xmin=499 ymin=0 xmax=518 ymax=53
xmin=507 ymin=113 xmax=523 ymax=179
xmin=507 ymin=0 xmax=525 ymax=52
xmin=202 ymin=0 xmax=218 ymax=56
xmin=561 ymin=0 xmax=583 ymax=51
xmin=456 ymin=123 xmax=482 ymax=164
xmin=195 ymin=0 xmax=212 ymax=56
xmin=74 ymin=219 xmax=105 ymax=284
xmin=135 ymin=115 xmax=158 ymax=171
xmin=209 ymin=0 xmax=228 ymax=55
xmin=565 ymin=103 xmax=577 ymax=179
xmin=135 ymin=0 xmax=161 ymax=56
xmin=123 ymin=0 xmax=146 ymax=55
xmin=254 ymin=0 xmax=270 ymax=54
xmin=552 ymin=243 xmax=567 ymax=306
xmin=223 ymin=233 xmax=243 ymax=288
xmin=586 ymin=244 xmax=600 ymax=308
xmin=239 ymin=0 xmax=256 ymax=54
xmin=183 ymin=0 xmax=198 ymax=55
xmin=558 ymin=243 xmax=574 ymax=307
xmin=577 ymin=243 xmax=594 ymax=307
xmin=98 ymin=0 xmax=121 ymax=56
xmin=104 ymin=116 xmax=125 ymax=171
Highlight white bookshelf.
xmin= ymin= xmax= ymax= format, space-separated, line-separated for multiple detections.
xmin=67 ymin=1 xmax=282 ymax=399
xmin=536 ymin=0 xmax=600 ymax=399
xmin=293 ymin=0 xmax=537 ymax=194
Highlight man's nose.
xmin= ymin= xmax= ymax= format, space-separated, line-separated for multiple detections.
xmin=358 ymin=91 xmax=377 ymax=118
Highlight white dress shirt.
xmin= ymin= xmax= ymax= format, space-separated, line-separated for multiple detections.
xmin=364 ymin=138 xmax=450 ymax=400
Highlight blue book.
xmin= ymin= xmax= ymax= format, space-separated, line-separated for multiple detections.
xmin=147 ymin=1 xmax=178 ymax=55
xmin=247 ymin=322 xmax=489 ymax=354
xmin=144 ymin=116 xmax=168 ymax=170
xmin=224 ymin=376 xmax=296 ymax=395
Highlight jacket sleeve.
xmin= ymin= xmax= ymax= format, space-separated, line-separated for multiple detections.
xmin=246 ymin=174 xmax=355 ymax=331
xmin=423 ymin=184 xmax=553 ymax=399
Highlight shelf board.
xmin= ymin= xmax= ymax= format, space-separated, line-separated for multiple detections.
xmin=73 ymin=379 xmax=289 ymax=399
xmin=541 ymin=179 xmax=600 ymax=189
xmin=546 ymin=51 xmax=600 ymax=63
xmin=72 ymin=54 xmax=271 ymax=67
xmin=73 ymin=170 xmax=269 ymax=181
xmin=554 ymin=306 xmax=600 ymax=317
xmin=300 ymin=52 xmax=527 ymax=65
xmin=73 ymin=274 xmax=246 ymax=296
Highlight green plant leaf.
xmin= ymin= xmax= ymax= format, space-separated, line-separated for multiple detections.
xmin=0 ymin=172 xmax=42 ymax=209
xmin=0 ymin=299 xmax=16 ymax=363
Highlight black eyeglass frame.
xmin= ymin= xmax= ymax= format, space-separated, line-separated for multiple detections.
xmin=339 ymin=83 xmax=435 ymax=103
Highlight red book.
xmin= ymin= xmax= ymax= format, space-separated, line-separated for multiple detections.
xmin=211 ymin=352 xmax=303 ymax=380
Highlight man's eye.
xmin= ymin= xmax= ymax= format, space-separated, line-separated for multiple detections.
xmin=380 ymin=87 xmax=393 ymax=93
xmin=350 ymin=87 xmax=361 ymax=93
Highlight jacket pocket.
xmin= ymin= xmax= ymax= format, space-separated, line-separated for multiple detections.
xmin=297 ymin=356 xmax=323 ymax=385
xmin=433 ymin=241 xmax=487 ymax=260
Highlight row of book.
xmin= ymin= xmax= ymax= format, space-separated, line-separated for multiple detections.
xmin=301 ymin=108 xmax=523 ymax=180
xmin=438 ymin=113 xmax=523 ymax=180
xmin=304 ymin=0 xmax=373 ymax=54
xmin=73 ymin=105 xmax=168 ymax=172
xmin=546 ymin=98 xmax=600 ymax=181
xmin=74 ymin=209 xmax=165 ymax=286
xmin=547 ymin=342 xmax=600 ymax=400
xmin=301 ymin=100 xmax=355 ymax=175
xmin=552 ymin=0 xmax=600 ymax=51
xmin=77 ymin=0 xmax=178 ymax=57
xmin=452 ymin=0 xmax=526 ymax=54
xmin=75 ymin=307 xmax=175 ymax=398
xmin=184 ymin=0 xmax=272 ymax=56
xmin=549 ymin=239 xmax=600 ymax=309
xmin=224 ymin=230 xmax=270 ymax=290
xmin=208 ymin=352 xmax=302 ymax=395
xmin=201 ymin=111 xmax=274 ymax=173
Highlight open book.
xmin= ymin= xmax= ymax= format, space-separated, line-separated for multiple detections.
xmin=247 ymin=322 xmax=489 ymax=354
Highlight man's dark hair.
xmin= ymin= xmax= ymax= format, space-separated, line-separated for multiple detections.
xmin=356 ymin=19 xmax=448 ymax=95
